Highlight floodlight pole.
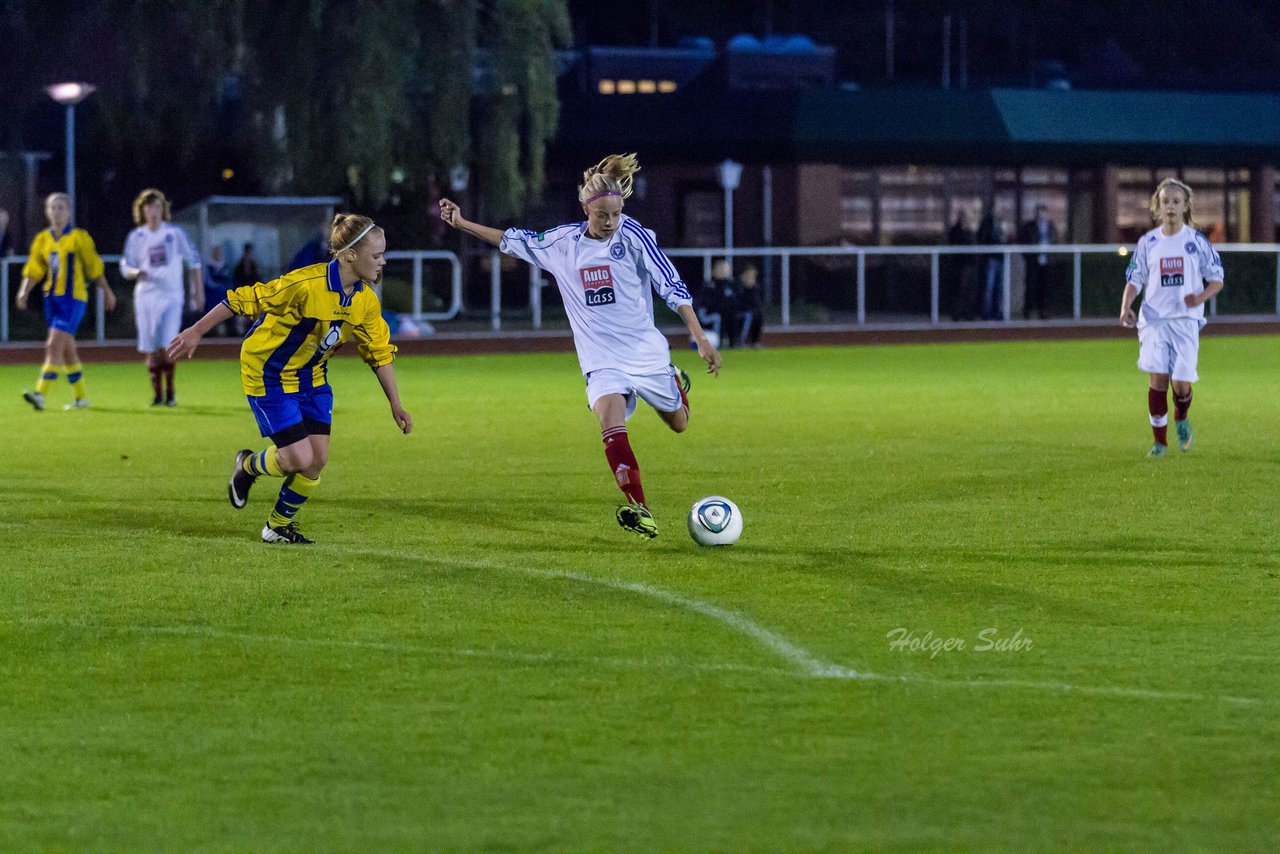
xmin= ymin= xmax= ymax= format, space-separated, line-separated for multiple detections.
xmin=718 ymin=159 xmax=743 ymax=268
xmin=46 ymin=83 xmax=97 ymax=221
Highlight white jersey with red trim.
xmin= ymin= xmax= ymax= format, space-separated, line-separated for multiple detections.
xmin=121 ymin=222 xmax=200 ymax=300
xmin=500 ymin=214 xmax=693 ymax=375
xmin=1125 ymin=224 xmax=1224 ymax=330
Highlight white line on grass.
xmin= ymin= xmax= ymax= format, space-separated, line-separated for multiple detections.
xmin=10 ymin=617 xmax=799 ymax=680
xmin=413 ymin=554 xmax=1268 ymax=707
xmin=16 ymin=535 xmax=1267 ymax=707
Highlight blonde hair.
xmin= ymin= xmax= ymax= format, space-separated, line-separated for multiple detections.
xmin=132 ymin=188 xmax=171 ymax=225
xmin=578 ymin=153 xmax=640 ymax=205
xmin=329 ymin=214 xmax=381 ymax=257
xmin=1149 ymin=178 xmax=1197 ymax=230
xmin=45 ymin=192 xmax=71 ymax=209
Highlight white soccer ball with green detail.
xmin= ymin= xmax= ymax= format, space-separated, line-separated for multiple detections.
xmin=687 ymin=496 xmax=743 ymax=546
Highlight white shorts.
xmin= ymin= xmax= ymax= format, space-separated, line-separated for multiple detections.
xmin=1137 ymin=318 xmax=1200 ymax=382
xmin=135 ymin=291 xmax=183 ymax=353
xmin=585 ymin=366 xmax=683 ymax=420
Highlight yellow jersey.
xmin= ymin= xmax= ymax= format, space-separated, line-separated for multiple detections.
xmin=22 ymin=226 xmax=106 ymax=301
xmin=224 ymin=260 xmax=397 ymax=396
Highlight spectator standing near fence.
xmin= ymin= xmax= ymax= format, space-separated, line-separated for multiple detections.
xmin=0 ymin=207 xmax=13 ymax=256
xmin=947 ymin=207 xmax=978 ymax=321
xmin=736 ymin=263 xmax=764 ymax=347
xmin=1119 ymin=178 xmax=1223 ymax=458
xmin=15 ymin=193 xmax=117 ymax=411
xmin=977 ymin=203 xmax=1007 ymax=321
xmin=1019 ymin=203 xmax=1058 ymax=320
xmin=121 ymin=189 xmax=203 ymax=407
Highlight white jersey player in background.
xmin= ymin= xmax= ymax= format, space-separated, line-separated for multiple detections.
xmin=1119 ymin=178 xmax=1224 ymax=457
xmin=121 ymin=188 xmax=203 ymax=406
xmin=439 ymin=152 xmax=722 ymax=539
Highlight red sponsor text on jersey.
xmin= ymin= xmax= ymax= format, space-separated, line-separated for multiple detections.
xmin=580 ymin=265 xmax=613 ymax=288
xmin=1160 ymin=257 xmax=1184 ymax=275
xmin=579 ymin=265 xmax=616 ymax=306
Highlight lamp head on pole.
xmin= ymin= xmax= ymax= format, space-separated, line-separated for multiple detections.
xmin=46 ymin=82 xmax=97 ymax=105
xmin=718 ymin=159 xmax=743 ymax=192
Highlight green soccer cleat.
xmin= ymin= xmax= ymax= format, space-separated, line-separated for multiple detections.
xmin=1146 ymin=443 xmax=1168 ymax=458
xmin=1175 ymin=419 xmax=1194 ymax=452
xmin=616 ymin=502 xmax=658 ymax=539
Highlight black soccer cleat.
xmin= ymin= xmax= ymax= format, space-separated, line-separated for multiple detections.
xmin=228 ymin=449 xmax=257 ymax=509
xmin=261 ymin=523 xmax=314 ymax=544
xmin=675 ymin=366 xmax=691 ymax=395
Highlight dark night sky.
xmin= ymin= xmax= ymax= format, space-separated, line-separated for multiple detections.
xmin=565 ymin=0 xmax=1280 ymax=90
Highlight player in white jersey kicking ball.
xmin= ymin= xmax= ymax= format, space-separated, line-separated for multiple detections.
xmin=439 ymin=153 xmax=722 ymax=538
xmin=1119 ymin=178 xmax=1224 ymax=457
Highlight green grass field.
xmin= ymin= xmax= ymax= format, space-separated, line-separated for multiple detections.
xmin=2 ymin=338 xmax=1278 ymax=850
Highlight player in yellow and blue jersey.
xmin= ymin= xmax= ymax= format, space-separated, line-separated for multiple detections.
xmin=167 ymin=214 xmax=413 ymax=544
xmin=16 ymin=193 xmax=118 ymax=410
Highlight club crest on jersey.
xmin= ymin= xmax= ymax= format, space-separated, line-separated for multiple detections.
xmin=609 ymin=241 xmax=625 ymax=260
xmin=1184 ymin=241 xmax=1197 ymax=254
xmin=580 ymin=265 xmax=616 ymax=306
xmin=1160 ymin=257 xmax=1185 ymax=288
xmin=314 ymin=320 xmax=344 ymax=359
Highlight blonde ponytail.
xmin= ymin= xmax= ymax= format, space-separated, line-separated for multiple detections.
xmin=578 ymin=153 xmax=640 ymax=204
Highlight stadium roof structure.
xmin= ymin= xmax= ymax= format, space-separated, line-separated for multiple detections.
xmin=554 ymin=87 xmax=1280 ymax=165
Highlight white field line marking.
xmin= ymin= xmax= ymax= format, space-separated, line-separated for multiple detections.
xmin=10 ymin=617 xmax=798 ymax=680
xmin=8 ymin=539 xmax=1270 ymax=707
xmin=425 ymin=555 xmax=1268 ymax=706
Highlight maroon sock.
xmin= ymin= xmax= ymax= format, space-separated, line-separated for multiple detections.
xmin=1148 ymin=387 xmax=1168 ymax=446
xmin=602 ymin=426 xmax=647 ymax=508
xmin=162 ymin=362 xmax=176 ymax=399
xmin=149 ymin=363 xmax=163 ymax=401
xmin=1173 ymin=388 xmax=1192 ymax=421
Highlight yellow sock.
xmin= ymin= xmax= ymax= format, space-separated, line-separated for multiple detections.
xmin=35 ymin=362 xmax=61 ymax=395
xmin=267 ymin=473 xmax=320 ymax=528
xmin=66 ymin=362 xmax=87 ymax=399
xmin=245 ymin=446 xmax=285 ymax=478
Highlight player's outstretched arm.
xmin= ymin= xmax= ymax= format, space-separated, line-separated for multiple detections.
xmin=168 ymin=302 xmax=236 ymax=360
xmin=438 ymin=198 xmax=504 ymax=247
xmin=677 ymin=304 xmax=722 ymax=377
xmin=374 ymin=363 xmax=413 ymax=434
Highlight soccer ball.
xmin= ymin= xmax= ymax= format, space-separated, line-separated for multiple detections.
xmin=687 ymin=496 xmax=743 ymax=546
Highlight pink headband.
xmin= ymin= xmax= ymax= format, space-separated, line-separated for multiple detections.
xmin=584 ymin=190 xmax=622 ymax=205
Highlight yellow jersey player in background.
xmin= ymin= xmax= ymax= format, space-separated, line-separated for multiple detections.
xmin=15 ymin=192 xmax=118 ymax=410
xmin=167 ymin=214 xmax=413 ymax=544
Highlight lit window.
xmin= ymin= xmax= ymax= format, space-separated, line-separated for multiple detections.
xmin=637 ymin=79 xmax=656 ymax=94
xmin=617 ymin=79 xmax=636 ymax=94
xmin=598 ymin=79 xmax=616 ymax=95
xmin=658 ymin=80 xmax=677 ymax=93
